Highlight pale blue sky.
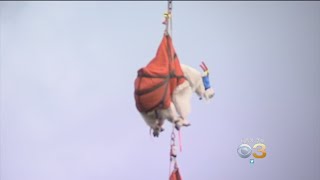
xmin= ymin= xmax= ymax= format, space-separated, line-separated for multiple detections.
xmin=1 ymin=2 xmax=320 ymax=180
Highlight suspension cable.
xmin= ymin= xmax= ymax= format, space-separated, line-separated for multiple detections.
xmin=163 ymin=0 xmax=173 ymax=36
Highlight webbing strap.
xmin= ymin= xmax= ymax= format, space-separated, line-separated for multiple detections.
xmin=135 ymin=79 xmax=167 ymax=96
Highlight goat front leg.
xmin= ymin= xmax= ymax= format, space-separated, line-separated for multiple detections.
xmin=172 ymin=81 xmax=193 ymax=127
xmin=159 ymin=102 xmax=184 ymax=130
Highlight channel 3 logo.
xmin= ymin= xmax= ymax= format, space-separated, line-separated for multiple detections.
xmin=237 ymin=138 xmax=267 ymax=161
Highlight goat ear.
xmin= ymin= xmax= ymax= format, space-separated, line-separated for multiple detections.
xmin=202 ymin=71 xmax=209 ymax=77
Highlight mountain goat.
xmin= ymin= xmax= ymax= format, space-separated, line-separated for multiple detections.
xmin=139 ymin=62 xmax=215 ymax=137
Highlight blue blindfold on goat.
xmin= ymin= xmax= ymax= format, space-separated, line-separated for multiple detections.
xmin=202 ymin=74 xmax=211 ymax=90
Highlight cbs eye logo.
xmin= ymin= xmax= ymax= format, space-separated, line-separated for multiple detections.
xmin=237 ymin=143 xmax=267 ymax=159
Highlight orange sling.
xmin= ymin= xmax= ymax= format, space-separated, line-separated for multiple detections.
xmin=170 ymin=168 xmax=182 ymax=180
xmin=134 ymin=34 xmax=185 ymax=113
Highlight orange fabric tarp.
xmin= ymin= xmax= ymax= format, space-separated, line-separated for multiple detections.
xmin=170 ymin=168 xmax=182 ymax=180
xmin=134 ymin=34 xmax=185 ymax=113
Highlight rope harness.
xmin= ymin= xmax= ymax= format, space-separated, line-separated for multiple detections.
xmin=163 ymin=1 xmax=183 ymax=180
xmin=134 ymin=0 xmax=185 ymax=114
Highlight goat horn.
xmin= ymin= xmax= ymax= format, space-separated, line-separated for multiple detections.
xmin=200 ymin=64 xmax=206 ymax=71
xmin=201 ymin=61 xmax=208 ymax=71
xmin=200 ymin=61 xmax=208 ymax=72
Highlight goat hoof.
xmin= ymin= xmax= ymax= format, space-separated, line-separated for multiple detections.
xmin=183 ymin=123 xmax=191 ymax=127
xmin=153 ymin=130 xmax=160 ymax=137
xmin=153 ymin=132 xmax=159 ymax=137
xmin=175 ymin=124 xmax=181 ymax=131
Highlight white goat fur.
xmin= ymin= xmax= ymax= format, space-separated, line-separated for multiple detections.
xmin=139 ymin=64 xmax=215 ymax=136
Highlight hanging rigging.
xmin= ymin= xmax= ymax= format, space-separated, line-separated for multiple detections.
xmin=133 ymin=1 xmax=215 ymax=179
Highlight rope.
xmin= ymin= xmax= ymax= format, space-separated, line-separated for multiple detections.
xmin=163 ymin=0 xmax=173 ymax=36
xmin=169 ymin=127 xmax=184 ymax=180
xmin=164 ymin=1 xmax=182 ymax=179
xmin=169 ymin=123 xmax=177 ymax=178
xmin=169 ymin=0 xmax=173 ymax=38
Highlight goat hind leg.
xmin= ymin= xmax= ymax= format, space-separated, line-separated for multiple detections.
xmin=140 ymin=112 xmax=163 ymax=137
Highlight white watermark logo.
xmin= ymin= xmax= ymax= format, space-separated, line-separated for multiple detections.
xmin=237 ymin=138 xmax=267 ymax=164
